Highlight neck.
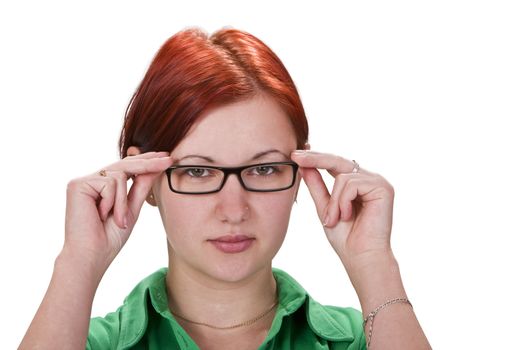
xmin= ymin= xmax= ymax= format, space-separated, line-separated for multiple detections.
xmin=165 ymin=251 xmax=278 ymax=331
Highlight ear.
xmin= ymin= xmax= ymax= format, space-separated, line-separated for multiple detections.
xmin=126 ymin=146 xmax=142 ymax=157
xmin=126 ymin=146 xmax=158 ymax=207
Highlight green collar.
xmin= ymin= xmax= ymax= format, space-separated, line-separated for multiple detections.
xmin=117 ymin=267 xmax=356 ymax=348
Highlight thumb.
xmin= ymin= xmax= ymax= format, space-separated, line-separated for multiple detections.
xmin=300 ymin=167 xmax=330 ymax=222
xmin=126 ymin=172 xmax=161 ymax=223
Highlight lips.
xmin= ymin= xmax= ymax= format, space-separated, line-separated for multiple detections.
xmin=209 ymin=235 xmax=255 ymax=254
xmin=210 ymin=234 xmax=254 ymax=243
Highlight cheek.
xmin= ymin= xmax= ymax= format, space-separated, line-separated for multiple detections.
xmin=257 ymin=193 xmax=295 ymax=230
xmin=162 ymin=196 xmax=293 ymax=225
xmin=156 ymin=185 xmax=296 ymax=240
xmin=154 ymin=177 xmax=206 ymax=230
xmin=161 ymin=197 xmax=205 ymax=228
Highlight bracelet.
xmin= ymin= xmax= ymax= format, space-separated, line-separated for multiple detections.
xmin=362 ymin=297 xmax=412 ymax=348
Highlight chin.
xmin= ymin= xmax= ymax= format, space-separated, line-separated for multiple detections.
xmin=201 ymin=253 xmax=271 ymax=284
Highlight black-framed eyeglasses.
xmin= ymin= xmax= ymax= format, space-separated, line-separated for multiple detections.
xmin=165 ymin=161 xmax=299 ymax=194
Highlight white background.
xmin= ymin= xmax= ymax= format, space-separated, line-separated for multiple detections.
xmin=1 ymin=1 xmax=524 ymax=349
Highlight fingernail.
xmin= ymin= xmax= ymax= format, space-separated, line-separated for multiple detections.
xmin=323 ymin=214 xmax=329 ymax=226
xmin=292 ymin=150 xmax=306 ymax=156
xmin=124 ymin=216 xmax=129 ymax=229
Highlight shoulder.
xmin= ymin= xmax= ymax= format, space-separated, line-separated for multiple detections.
xmin=272 ymin=267 xmax=366 ymax=349
xmin=86 ymin=268 xmax=168 ymax=349
xmin=306 ymin=297 xmax=365 ymax=343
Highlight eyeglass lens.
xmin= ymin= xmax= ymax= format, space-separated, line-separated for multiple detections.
xmin=169 ymin=163 xmax=295 ymax=193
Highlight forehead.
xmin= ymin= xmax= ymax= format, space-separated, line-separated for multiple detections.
xmin=171 ymin=95 xmax=297 ymax=164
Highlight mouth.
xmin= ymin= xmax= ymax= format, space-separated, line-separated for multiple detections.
xmin=208 ymin=234 xmax=255 ymax=254
xmin=209 ymin=234 xmax=254 ymax=243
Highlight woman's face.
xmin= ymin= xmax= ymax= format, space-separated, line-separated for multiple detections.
xmin=151 ymin=94 xmax=302 ymax=283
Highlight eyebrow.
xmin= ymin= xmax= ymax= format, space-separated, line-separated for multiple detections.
xmin=177 ymin=149 xmax=289 ymax=164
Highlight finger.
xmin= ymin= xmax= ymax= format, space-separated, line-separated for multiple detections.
xmin=126 ymin=172 xmax=160 ymax=222
xmin=299 ymin=167 xmax=331 ymax=222
xmin=324 ymin=174 xmax=355 ymax=227
xmin=122 ymin=157 xmax=174 ymax=226
xmin=107 ymin=171 xmax=129 ymax=229
xmin=95 ymin=177 xmax=117 ymax=222
xmin=338 ymin=176 xmax=381 ymax=221
xmin=100 ymin=155 xmax=173 ymax=180
xmin=291 ymin=150 xmax=359 ymax=177
xmin=125 ymin=151 xmax=170 ymax=159
xmin=339 ymin=180 xmax=359 ymax=222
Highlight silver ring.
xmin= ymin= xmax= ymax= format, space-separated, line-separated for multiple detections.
xmin=351 ymin=160 xmax=360 ymax=174
xmin=99 ymin=169 xmax=108 ymax=177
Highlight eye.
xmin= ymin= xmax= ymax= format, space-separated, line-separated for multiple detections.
xmin=251 ymin=165 xmax=278 ymax=176
xmin=185 ymin=168 xmax=210 ymax=178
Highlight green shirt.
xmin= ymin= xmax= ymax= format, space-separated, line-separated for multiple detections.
xmin=87 ymin=267 xmax=366 ymax=349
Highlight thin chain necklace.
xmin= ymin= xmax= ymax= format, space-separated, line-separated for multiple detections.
xmin=171 ymin=293 xmax=279 ymax=330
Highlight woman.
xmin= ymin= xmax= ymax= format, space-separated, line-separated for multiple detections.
xmin=20 ymin=27 xmax=430 ymax=349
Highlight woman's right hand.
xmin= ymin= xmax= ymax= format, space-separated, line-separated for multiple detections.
xmin=62 ymin=151 xmax=173 ymax=275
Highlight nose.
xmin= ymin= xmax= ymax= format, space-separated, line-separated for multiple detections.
xmin=215 ymin=173 xmax=250 ymax=224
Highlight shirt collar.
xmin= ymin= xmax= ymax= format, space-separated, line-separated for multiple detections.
xmin=270 ymin=268 xmax=355 ymax=342
xmin=118 ymin=267 xmax=355 ymax=347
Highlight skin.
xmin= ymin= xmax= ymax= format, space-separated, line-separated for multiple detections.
xmin=20 ymin=93 xmax=430 ymax=349
xmin=127 ymin=93 xmax=305 ymax=345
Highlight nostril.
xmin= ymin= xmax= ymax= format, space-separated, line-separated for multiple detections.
xmin=215 ymin=200 xmax=250 ymax=224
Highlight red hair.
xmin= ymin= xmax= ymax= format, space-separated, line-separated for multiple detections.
xmin=118 ymin=27 xmax=309 ymax=159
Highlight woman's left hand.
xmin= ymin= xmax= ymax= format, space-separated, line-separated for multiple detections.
xmin=291 ymin=150 xmax=395 ymax=263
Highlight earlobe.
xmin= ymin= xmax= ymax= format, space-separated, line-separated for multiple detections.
xmin=146 ymin=192 xmax=158 ymax=206
xmin=126 ymin=146 xmax=142 ymax=157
